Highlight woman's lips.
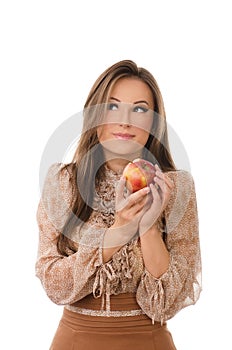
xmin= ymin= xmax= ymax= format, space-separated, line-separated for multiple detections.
xmin=113 ymin=133 xmax=135 ymax=140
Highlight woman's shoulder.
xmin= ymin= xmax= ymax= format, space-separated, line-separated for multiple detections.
xmin=164 ymin=169 xmax=196 ymax=215
xmin=164 ymin=169 xmax=198 ymax=234
xmin=39 ymin=162 xmax=76 ymax=232
xmin=43 ymin=162 xmax=77 ymax=188
xmin=165 ymin=169 xmax=195 ymax=189
xmin=45 ymin=162 xmax=76 ymax=177
xmin=42 ymin=162 xmax=77 ymax=202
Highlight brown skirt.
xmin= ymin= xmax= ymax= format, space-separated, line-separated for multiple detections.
xmin=49 ymin=293 xmax=177 ymax=350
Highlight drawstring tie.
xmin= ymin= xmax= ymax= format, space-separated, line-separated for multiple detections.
xmin=149 ymin=278 xmax=165 ymax=325
xmin=93 ymin=243 xmax=134 ymax=314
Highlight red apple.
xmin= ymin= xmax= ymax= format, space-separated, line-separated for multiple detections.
xmin=122 ymin=158 xmax=156 ymax=192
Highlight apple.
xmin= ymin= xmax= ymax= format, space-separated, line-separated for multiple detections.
xmin=122 ymin=158 xmax=156 ymax=192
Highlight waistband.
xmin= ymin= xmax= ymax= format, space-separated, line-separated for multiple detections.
xmin=65 ymin=293 xmax=145 ymax=318
xmin=62 ymin=306 xmax=163 ymax=332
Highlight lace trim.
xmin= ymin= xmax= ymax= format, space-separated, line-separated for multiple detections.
xmin=65 ymin=305 xmax=145 ymax=317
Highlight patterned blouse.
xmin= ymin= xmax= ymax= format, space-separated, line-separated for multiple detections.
xmin=35 ymin=163 xmax=202 ymax=324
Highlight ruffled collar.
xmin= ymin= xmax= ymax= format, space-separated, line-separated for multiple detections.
xmin=104 ymin=163 xmax=124 ymax=178
xmin=91 ymin=164 xmax=122 ymax=215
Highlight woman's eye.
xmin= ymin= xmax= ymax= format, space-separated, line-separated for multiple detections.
xmin=108 ymin=103 xmax=118 ymax=111
xmin=133 ymin=106 xmax=148 ymax=113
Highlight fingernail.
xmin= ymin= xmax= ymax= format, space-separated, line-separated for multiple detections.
xmin=143 ymin=187 xmax=150 ymax=193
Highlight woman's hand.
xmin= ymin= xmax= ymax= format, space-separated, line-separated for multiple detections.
xmin=103 ymin=176 xmax=150 ymax=249
xmin=113 ymin=176 xmax=151 ymax=235
xmin=139 ymin=165 xmax=174 ymax=236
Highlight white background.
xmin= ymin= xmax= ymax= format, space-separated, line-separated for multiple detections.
xmin=1 ymin=0 xmax=231 ymax=349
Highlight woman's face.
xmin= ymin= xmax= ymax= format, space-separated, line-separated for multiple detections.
xmin=97 ymin=77 xmax=154 ymax=156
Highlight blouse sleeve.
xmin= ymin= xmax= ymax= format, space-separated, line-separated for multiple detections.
xmin=35 ymin=163 xmax=104 ymax=305
xmin=136 ymin=170 xmax=202 ymax=324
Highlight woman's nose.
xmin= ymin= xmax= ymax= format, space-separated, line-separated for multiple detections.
xmin=119 ymin=105 xmax=131 ymax=127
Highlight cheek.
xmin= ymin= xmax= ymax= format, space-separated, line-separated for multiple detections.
xmin=140 ymin=131 xmax=151 ymax=145
xmin=97 ymin=126 xmax=103 ymax=142
xmin=97 ymin=125 xmax=112 ymax=142
xmin=130 ymin=115 xmax=153 ymax=134
xmin=131 ymin=127 xmax=150 ymax=146
xmin=134 ymin=118 xmax=153 ymax=143
xmin=142 ymin=116 xmax=153 ymax=132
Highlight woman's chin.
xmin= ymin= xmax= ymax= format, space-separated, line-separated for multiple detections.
xmin=100 ymin=139 xmax=144 ymax=157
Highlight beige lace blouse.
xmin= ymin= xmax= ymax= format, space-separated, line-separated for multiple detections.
xmin=36 ymin=163 xmax=202 ymax=324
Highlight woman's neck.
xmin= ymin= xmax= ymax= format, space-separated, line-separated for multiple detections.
xmin=105 ymin=158 xmax=129 ymax=173
xmin=103 ymin=149 xmax=142 ymax=173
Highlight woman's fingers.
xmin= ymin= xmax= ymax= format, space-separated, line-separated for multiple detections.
xmin=116 ymin=177 xmax=150 ymax=214
xmin=154 ymin=176 xmax=166 ymax=194
xmin=153 ymin=167 xmax=174 ymax=212
xmin=116 ymin=176 xmax=126 ymax=201
xmin=154 ymin=165 xmax=174 ymax=198
xmin=149 ymin=182 xmax=161 ymax=203
xmin=128 ymin=186 xmax=150 ymax=208
xmin=115 ymin=176 xmax=129 ymax=212
xmin=154 ymin=164 xmax=174 ymax=189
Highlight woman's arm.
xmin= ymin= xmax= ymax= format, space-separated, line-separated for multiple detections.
xmin=36 ymin=198 xmax=105 ymax=304
xmin=136 ymin=170 xmax=202 ymax=324
xmin=36 ymin=163 xmax=105 ymax=305
xmin=139 ymin=164 xmax=173 ymax=277
xmin=139 ymin=226 xmax=169 ymax=278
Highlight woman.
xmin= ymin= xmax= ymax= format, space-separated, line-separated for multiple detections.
xmin=36 ymin=60 xmax=202 ymax=349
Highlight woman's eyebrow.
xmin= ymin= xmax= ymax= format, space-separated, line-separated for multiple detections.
xmin=109 ymin=97 xmax=149 ymax=105
xmin=109 ymin=97 xmax=121 ymax=102
xmin=134 ymin=100 xmax=149 ymax=105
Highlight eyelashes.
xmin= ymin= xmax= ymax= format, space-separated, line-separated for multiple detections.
xmin=133 ymin=106 xmax=148 ymax=113
xmin=107 ymin=103 xmax=148 ymax=113
xmin=108 ymin=103 xmax=118 ymax=111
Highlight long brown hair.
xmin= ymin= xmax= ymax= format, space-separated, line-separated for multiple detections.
xmin=58 ymin=60 xmax=176 ymax=255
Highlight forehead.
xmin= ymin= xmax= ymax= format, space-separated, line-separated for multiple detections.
xmin=110 ymin=77 xmax=154 ymax=105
